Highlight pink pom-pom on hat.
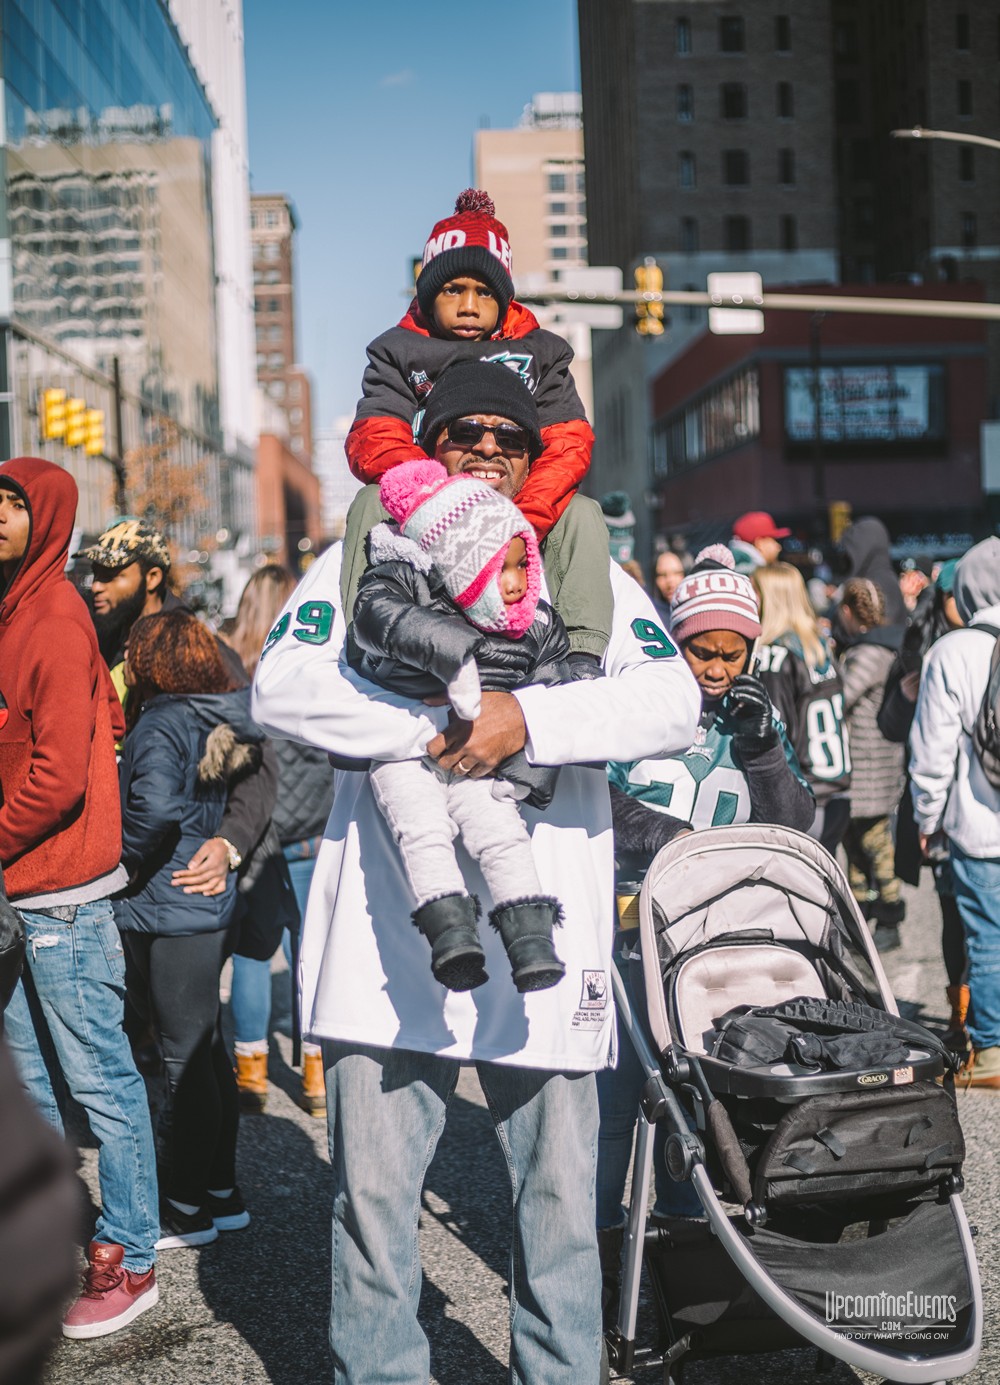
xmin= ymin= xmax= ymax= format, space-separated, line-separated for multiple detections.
xmin=378 ymin=458 xmax=451 ymax=527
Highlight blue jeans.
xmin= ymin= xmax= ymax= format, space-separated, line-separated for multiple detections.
xmin=230 ymin=849 xmax=313 ymax=1044
xmin=595 ymin=939 xmax=702 ymax=1228
xmin=4 ymin=899 xmax=159 ymax=1273
xmin=949 ymin=845 xmax=1000 ymax=1050
xmin=323 ymin=1041 xmax=603 ymax=1385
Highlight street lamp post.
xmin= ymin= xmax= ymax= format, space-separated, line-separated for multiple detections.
xmin=891 ymin=126 xmax=1000 ymax=153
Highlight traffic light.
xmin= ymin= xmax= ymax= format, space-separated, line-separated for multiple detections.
xmin=84 ymin=408 xmax=105 ymax=456
xmin=634 ymin=257 xmax=665 ymax=337
xmin=40 ymin=388 xmax=66 ymax=440
xmin=65 ymin=397 xmax=86 ymax=448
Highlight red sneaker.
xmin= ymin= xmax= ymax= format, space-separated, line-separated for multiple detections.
xmin=62 ymin=1241 xmax=158 ymax=1339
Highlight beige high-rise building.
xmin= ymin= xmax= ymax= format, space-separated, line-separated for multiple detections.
xmin=474 ymin=93 xmax=593 ymax=421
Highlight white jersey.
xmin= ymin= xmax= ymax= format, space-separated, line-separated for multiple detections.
xmin=252 ymin=547 xmax=700 ymax=1071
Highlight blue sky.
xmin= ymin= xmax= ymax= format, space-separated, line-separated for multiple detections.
xmin=243 ymin=0 xmax=579 ymax=431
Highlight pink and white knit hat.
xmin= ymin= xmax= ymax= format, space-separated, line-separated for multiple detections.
xmin=378 ymin=458 xmax=541 ymax=637
xmin=669 ymin=544 xmax=762 ymax=644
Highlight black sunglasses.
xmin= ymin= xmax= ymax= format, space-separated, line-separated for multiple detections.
xmin=446 ymin=418 xmax=531 ymax=454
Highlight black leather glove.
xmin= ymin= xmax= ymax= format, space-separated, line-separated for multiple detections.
xmin=566 ymin=650 xmax=604 ymax=681
xmin=725 ymin=673 xmax=777 ymax=750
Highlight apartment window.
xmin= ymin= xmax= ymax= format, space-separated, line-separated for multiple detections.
xmin=778 ymin=148 xmax=796 ymax=185
xmin=549 ymin=201 xmax=567 ymax=215
xmin=962 ymin=212 xmax=977 ymax=248
xmin=834 ymin=20 xmax=858 ymax=60
xmin=723 ymin=149 xmax=749 ymax=185
xmin=268 ymin=352 xmax=284 ymax=369
xmin=777 ymin=81 xmax=794 ymax=118
xmin=268 ymin=380 xmax=285 ymax=399
xmin=550 ymin=246 xmax=569 ymax=260
xmin=268 ymin=325 xmax=282 ymax=343
xmin=677 ymin=84 xmax=694 ymax=120
xmin=678 ymin=151 xmax=696 ymax=188
xmin=267 ymin=298 xmax=279 ymax=313
xmin=250 ymin=211 xmax=259 ymax=229
xmin=957 ymin=79 xmax=973 ymax=117
xmin=780 ymin=214 xmax=798 ymax=251
xmin=289 ymin=407 xmax=303 ymax=426
xmin=265 ymin=209 xmax=279 ymax=228
xmin=956 ymin=13 xmax=970 ymax=50
xmin=576 ymin=171 xmax=586 ymax=193
xmin=836 ymin=80 xmax=860 ymax=122
xmin=775 ymin=15 xmax=791 ymax=51
xmin=288 ymin=380 xmax=301 ymax=400
xmin=719 ymin=16 xmax=745 ymax=51
xmin=680 ymin=216 xmax=699 ymax=253
xmin=959 ymin=146 xmax=975 ymax=182
xmin=262 ymin=242 xmax=280 ymax=262
xmin=721 ymin=83 xmax=747 ymax=119
xmin=547 ymin=172 xmax=566 ymax=192
xmin=676 ymin=16 xmax=691 ymax=54
xmin=255 ymin=352 xmax=266 ymax=370
xmin=724 ymin=215 xmax=752 ymax=252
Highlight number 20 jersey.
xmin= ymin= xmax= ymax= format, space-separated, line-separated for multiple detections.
xmin=756 ymin=640 xmax=851 ymax=802
xmin=608 ymin=702 xmax=808 ymax=831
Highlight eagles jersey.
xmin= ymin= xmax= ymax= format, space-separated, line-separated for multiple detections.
xmin=608 ymin=701 xmax=809 ymax=831
xmin=757 ymin=638 xmax=851 ymax=802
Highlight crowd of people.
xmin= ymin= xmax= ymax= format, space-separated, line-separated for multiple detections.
xmin=0 ymin=188 xmax=997 ymax=1385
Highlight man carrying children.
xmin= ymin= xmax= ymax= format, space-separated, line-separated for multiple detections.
xmin=253 ymin=359 xmax=701 ymax=1383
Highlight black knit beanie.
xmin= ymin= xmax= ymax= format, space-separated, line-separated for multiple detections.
xmin=417 ymin=360 xmax=543 ymax=460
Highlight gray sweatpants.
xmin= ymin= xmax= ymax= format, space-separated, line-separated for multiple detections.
xmin=369 ymin=758 xmax=543 ymax=908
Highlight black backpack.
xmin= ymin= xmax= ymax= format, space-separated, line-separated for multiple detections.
xmin=971 ymin=623 xmax=1000 ymax=789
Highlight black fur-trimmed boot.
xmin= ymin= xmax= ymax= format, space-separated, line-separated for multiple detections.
xmin=413 ymin=893 xmax=488 ymax=991
xmin=488 ymin=896 xmax=565 ymax=993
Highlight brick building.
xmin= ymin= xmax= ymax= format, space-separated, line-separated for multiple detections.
xmin=251 ymin=193 xmax=314 ymax=461
xmin=650 ymin=283 xmax=988 ymax=551
xmin=577 ymin=0 xmax=1000 ymax=558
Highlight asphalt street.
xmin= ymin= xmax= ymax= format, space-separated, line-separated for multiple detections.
xmin=45 ymin=870 xmax=997 ymax=1385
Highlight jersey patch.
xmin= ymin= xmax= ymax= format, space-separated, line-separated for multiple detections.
xmin=479 ymin=350 xmax=538 ymax=392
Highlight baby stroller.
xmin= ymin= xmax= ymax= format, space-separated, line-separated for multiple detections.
xmin=608 ymin=824 xmax=981 ymax=1385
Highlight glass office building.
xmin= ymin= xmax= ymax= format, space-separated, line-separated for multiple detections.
xmin=0 ymin=0 xmax=253 ymax=538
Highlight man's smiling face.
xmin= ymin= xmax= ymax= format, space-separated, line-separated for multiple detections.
xmin=433 ymin=413 xmax=530 ymax=500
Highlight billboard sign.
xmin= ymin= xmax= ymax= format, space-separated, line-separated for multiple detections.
xmin=785 ymin=364 xmax=943 ymax=443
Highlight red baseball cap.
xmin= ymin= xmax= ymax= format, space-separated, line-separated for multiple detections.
xmin=733 ymin=511 xmax=791 ymax=543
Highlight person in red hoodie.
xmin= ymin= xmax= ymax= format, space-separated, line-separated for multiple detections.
xmin=0 ymin=459 xmax=161 ymax=1341
xmin=346 ymin=189 xmax=611 ymax=667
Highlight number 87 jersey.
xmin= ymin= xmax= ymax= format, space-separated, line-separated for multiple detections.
xmin=755 ymin=639 xmax=851 ymax=801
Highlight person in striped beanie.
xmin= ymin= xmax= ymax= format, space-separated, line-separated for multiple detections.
xmin=346 ymin=458 xmax=584 ymax=996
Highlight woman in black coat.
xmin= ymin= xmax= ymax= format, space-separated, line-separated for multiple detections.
xmin=117 ymin=611 xmax=264 ymax=1249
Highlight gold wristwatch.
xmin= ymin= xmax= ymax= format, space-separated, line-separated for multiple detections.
xmin=219 ymin=838 xmax=243 ymax=872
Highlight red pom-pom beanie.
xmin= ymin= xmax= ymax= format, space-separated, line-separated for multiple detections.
xmin=416 ymin=190 xmax=515 ymax=324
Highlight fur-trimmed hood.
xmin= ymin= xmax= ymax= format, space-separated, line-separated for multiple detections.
xmin=198 ymin=723 xmax=263 ymax=786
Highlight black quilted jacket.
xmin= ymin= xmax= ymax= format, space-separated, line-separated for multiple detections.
xmin=348 ymin=549 xmax=573 ymax=808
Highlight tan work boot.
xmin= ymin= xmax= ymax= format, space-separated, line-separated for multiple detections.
xmin=235 ymin=1050 xmax=269 ymax=1114
xmin=944 ymin=984 xmax=971 ymax=1058
xmin=299 ymin=1049 xmax=327 ymax=1118
xmin=960 ymin=1046 xmax=1000 ymax=1091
